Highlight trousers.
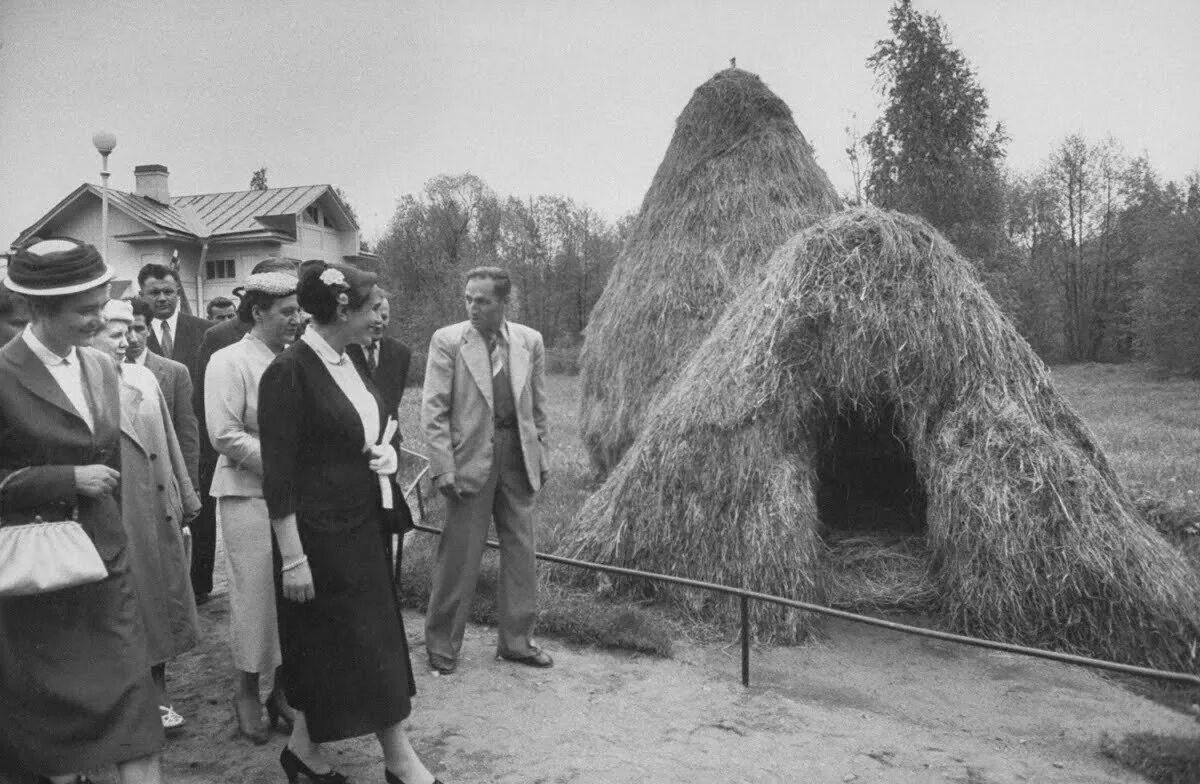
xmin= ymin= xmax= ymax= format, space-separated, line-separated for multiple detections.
xmin=424 ymin=428 xmax=538 ymax=663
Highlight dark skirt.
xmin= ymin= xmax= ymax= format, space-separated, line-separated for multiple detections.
xmin=0 ymin=544 xmax=164 ymax=776
xmin=275 ymin=505 xmax=415 ymax=744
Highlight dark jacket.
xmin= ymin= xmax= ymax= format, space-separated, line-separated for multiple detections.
xmin=143 ymin=351 xmax=200 ymax=491
xmin=260 ymin=341 xmax=397 ymax=520
xmin=348 ymin=335 xmax=411 ymax=418
xmin=146 ymin=312 xmax=212 ymax=382
xmin=0 ymin=337 xmax=163 ymax=774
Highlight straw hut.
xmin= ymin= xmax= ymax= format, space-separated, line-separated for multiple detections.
xmin=579 ymin=68 xmax=841 ymax=474
xmin=563 ymin=207 xmax=1200 ymax=671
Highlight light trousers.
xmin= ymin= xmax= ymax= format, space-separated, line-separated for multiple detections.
xmin=424 ymin=428 xmax=538 ymax=662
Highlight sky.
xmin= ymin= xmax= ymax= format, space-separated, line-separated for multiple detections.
xmin=2 ymin=0 xmax=1197 ymax=248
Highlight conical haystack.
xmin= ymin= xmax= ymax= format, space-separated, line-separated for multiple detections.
xmin=563 ymin=207 xmax=1200 ymax=671
xmin=579 ymin=68 xmax=841 ymax=474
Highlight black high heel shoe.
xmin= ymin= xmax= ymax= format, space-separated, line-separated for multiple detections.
xmin=384 ymin=770 xmax=444 ymax=784
xmin=280 ymin=745 xmax=348 ymax=784
xmin=265 ymin=689 xmax=295 ymax=733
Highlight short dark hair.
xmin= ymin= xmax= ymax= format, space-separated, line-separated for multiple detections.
xmin=466 ymin=266 xmax=511 ymax=300
xmin=297 ymin=262 xmax=377 ymax=325
xmin=206 ymin=296 xmax=235 ymax=317
xmin=129 ymin=297 xmax=154 ymax=321
xmin=138 ymin=263 xmax=181 ymax=288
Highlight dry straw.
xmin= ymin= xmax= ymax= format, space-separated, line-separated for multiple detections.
xmin=579 ymin=68 xmax=841 ymax=475
xmin=563 ymin=207 xmax=1200 ymax=672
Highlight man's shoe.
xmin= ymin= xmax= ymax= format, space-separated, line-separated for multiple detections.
xmin=428 ymin=655 xmax=457 ymax=675
xmin=496 ymin=646 xmax=554 ymax=668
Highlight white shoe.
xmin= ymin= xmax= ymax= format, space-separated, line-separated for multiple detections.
xmin=160 ymin=704 xmax=185 ymax=731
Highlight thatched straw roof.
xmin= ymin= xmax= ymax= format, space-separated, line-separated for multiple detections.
xmin=579 ymin=68 xmax=841 ymax=474
xmin=562 ymin=207 xmax=1200 ymax=671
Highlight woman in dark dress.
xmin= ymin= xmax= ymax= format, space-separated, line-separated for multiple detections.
xmin=0 ymin=240 xmax=164 ymax=784
xmin=258 ymin=262 xmax=442 ymax=784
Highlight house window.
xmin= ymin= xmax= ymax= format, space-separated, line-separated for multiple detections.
xmin=205 ymin=259 xmax=236 ymax=280
xmin=305 ymin=205 xmax=321 ymax=224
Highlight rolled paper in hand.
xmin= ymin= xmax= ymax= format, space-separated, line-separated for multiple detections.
xmin=378 ymin=417 xmax=399 ymax=509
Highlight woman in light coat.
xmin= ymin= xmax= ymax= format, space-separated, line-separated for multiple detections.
xmin=93 ymin=299 xmax=201 ymax=732
xmin=204 ymin=271 xmax=301 ymax=744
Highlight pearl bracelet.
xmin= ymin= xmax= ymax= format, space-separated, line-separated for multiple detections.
xmin=281 ymin=555 xmax=308 ymax=573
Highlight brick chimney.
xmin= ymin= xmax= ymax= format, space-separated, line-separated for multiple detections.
xmin=134 ymin=164 xmax=170 ymax=203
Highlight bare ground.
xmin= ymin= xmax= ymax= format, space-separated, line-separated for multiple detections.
xmin=126 ymin=578 xmax=1195 ymax=784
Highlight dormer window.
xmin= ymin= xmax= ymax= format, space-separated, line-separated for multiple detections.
xmin=304 ymin=205 xmax=321 ymax=224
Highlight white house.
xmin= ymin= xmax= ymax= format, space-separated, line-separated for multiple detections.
xmin=11 ymin=165 xmax=375 ymax=311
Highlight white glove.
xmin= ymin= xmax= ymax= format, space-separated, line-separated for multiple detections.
xmin=367 ymin=443 xmax=398 ymax=476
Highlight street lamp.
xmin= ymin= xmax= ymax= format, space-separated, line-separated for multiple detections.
xmin=92 ymin=131 xmax=116 ymax=262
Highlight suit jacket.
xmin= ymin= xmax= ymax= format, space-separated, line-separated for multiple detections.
xmin=421 ymin=321 xmax=548 ymax=495
xmin=205 ymin=334 xmax=273 ymax=498
xmin=348 ymin=335 xmax=411 ymax=419
xmin=146 ymin=311 xmax=211 ymax=382
xmin=143 ymin=351 xmax=200 ymax=492
xmin=192 ymin=318 xmax=250 ymax=474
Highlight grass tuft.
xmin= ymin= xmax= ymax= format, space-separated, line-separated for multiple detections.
xmin=1101 ymin=731 xmax=1200 ymax=784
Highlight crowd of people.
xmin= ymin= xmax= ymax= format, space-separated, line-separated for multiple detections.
xmin=0 ymin=239 xmax=552 ymax=784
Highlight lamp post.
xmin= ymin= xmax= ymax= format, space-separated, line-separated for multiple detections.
xmin=92 ymin=131 xmax=116 ymax=262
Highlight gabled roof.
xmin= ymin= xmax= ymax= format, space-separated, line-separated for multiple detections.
xmin=14 ymin=183 xmax=356 ymax=248
xmin=173 ymin=185 xmax=332 ymax=236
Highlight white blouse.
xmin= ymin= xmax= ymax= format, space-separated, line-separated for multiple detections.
xmin=301 ymin=328 xmax=379 ymax=448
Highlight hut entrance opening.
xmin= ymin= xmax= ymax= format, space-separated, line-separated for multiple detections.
xmin=816 ymin=404 xmax=926 ymax=537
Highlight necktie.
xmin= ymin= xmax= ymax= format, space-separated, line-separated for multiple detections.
xmin=367 ymin=342 xmax=379 ymax=371
xmin=160 ymin=319 xmax=174 ymax=358
xmin=487 ymin=334 xmax=503 ymax=378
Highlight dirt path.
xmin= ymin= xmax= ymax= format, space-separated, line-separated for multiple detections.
xmin=142 ymin=580 xmax=1198 ymax=784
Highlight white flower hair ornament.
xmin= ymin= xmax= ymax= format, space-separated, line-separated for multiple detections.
xmin=319 ymin=267 xmax=351 ymax=305
xmin=319 ymin=268 xmax=347 ymax=287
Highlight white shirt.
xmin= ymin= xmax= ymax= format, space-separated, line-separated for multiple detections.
xmin=301 ymin=327 xmax=379 ymax=448
xmin=151 ymin=309 xmax=180 ymax=350
xmin=21 ymin=327 xmax=95 ymax=432
xmin=132 ymin=348 xmax=148 ymax=366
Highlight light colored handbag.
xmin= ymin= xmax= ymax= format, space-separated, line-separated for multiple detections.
xmin=0 ymin=468 xmax=109 ymax=597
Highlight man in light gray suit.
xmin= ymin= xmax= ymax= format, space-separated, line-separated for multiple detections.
xmin=127 ymin=297 xmax=200 ymax=492
xmin=422 ymin=267 xmax=551 ymax=674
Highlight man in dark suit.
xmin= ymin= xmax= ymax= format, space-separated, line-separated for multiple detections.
xmin=138 ymin=263 xmax=213 ymax=601
xmin=126 ymin=298 xmax=200 ymax=492
xmin=138 ymin=263 xmax=211 ymax=381
xmin=348 ymin=296 xmax=411 ymax=421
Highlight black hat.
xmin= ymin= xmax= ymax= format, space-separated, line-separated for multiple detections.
xmin=4 ymin=238 xmax=114 ymax=297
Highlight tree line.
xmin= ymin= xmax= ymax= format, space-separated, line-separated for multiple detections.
xmin=371 ymin=0 xmax=1199 ymax=376
xmin=371 ymin=173 xmax=628 ymax=361
xmin=859 ymin=0 xmax=1200 ymax=373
